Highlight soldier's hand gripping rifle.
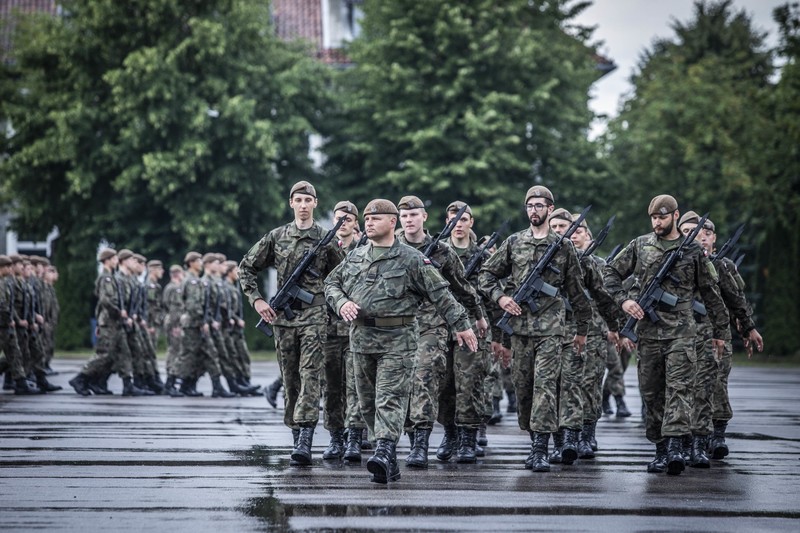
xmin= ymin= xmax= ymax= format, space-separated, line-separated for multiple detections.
xmin=496 ymin=205 xmax=591 ymax=336
xmin=256 ymin=216 xmax=346 ymax=337
xmin=711 ymin=223 xmax=745 ymax=266
xmin=619 ymin=212 xmax=710 ymax=343
xmin=464 ymin=220 xmax=510 ymax=278
xmin=580 ymin=215 xmax=615 ymax=259
xmin=422 ymin=204 xmax=468 ymax=268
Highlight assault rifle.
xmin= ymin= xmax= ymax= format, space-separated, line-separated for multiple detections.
xmin=619 ymin=212 xmax=709 ymax=343
xmin=496 ymin=205 xmax=591 ymax=336
xmin=711 ymin=223 xmax=745 ymax=267
xmin=422 ymin=204 xmax=468 ymax=268
xmin=256 ymin=217 xmax=346 ymax=337
xmin=464 ymin=220 xmax=510 ymax=278
xmin=606 ymin=244 xmax=623 ymax=263
xmin=581 ymin=215 xmax=615 ymax=259
xmin=356 ymin=233 xmax=368 ymax=247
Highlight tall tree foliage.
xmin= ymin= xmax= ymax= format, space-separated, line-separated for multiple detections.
xmin=322 ymin=0 xmax=607 ymax=233
xmin=1 ymin=0 xmax=330 ymax=348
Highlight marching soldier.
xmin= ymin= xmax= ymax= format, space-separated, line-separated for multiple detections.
xmin=0 ymin=254 xmax=38 ymax=394
xmin=145 ymin=260 xmax=166 ymax=350
xmin=162 ymin=265 xmax=185 ymax=396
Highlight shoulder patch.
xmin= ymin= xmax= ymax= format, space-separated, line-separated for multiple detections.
xmin=422 ymin=257 xmax=432 ymax=265
xmin=190 ymin=280 xmax=198 ymax=285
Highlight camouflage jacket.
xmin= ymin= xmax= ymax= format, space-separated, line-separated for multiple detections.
xmin=180 ymin=271 xmax=211 ymax=328
xmin=1 ymin=276 xmax=14 ymax=327
xmin=325 ymin=239 xmax=471 ymax=354
xmin=397 ymin=230 xmax=483 ymax=333
xmin=145 ymin=280 xmax=165 ymax=328
xmin=328 ymin=238 xmax=360 ymax=337
xmin=479 ymin=228 xmax=592 ymax=337
xmin=240 ymin=220 xmax=344 ymax=327
xmin=603 ymin=233 xmax=729 ymax=340
xmin=225 ymin=279 xmax=246 ymax=332
xmin=696 ymin=257 xmax=754 ymax=341
xmin=162 ymin=281 xmax=183 ymax=329
xmin=580 ymin=254 xmax=625 ymax=336
xmin=447 ymin=236 xmax=491 ymax=317
xmin=95 ymin=270 xmax=123 ymax=327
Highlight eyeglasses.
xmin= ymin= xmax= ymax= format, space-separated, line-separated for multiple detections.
xmin=525 ymin=203 xmax=548 ymax=211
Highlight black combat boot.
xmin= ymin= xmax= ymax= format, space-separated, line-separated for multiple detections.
xmin=587 ymin=420 xmax=598 ymax=451
xmin=456 ymin=427 xmax=478 ymax=464
xmin=561 ymin=428 xmax=579 ymax=464
xmin=530 ymin=432 xmax=551 ymax=472
xmin=666 ymin=436 xmax=686 ymax=476
xmin=290 ymin=426 xmax=315 ymax=466
xmin=236 ymin=377 xmax=261 ymax=396
xmin=506 ymin=391 xmax=517 ymax=413
xmin=614 ymin=395 xmax=631 ymax=418
xmin=360 ymin=428 xmax=372 ymax=450
xmin=475 ymin=441 xmax=485 ymax=458
xmin=488 ymin=396 xmax=503 ymax=425
xmin=406 ymin=428 xmax=431 ymax=468
xmin=690 ymin=434 xmax=711 ymax=468
xmin=477 ymin=422 xmax=488 ymax=447
xmin=14 ymin=377 xmax=40 ymax=395
xmin=122 ymin=376 xmax=151 ymax=397
xmin=146 ymin=374 xmax=165 ymax=395
xmin=647 ymin=440 xmax=668 ymax=473
xmin=367 ymin=438 xmax=400 ymax=484
xmin=578 ymin=422 xmax=596 ymax=459
xmin=602 ymin=391 xmax=613 ymax=415
xmin=322 ymin=428 xmax=346 ymax=460
xmin=436 ymin=425 xmax=458 ymax=461
xmin=211 ymin=376 xmax=235 ymax=398
xmin=87 ymin=375 xmax=113 ymax=395
xmin=681 ymin=434 xmax=692 ymax=463
xmin=3 ymin=372 xmax=13 ymax=390
xmin=549 ymin=430 xmax=564 ymax=464
xmin=264 ymin=377 xmax=282 ymax=408
xmin=343 ymin=427 xmax=363 ymax=463
xmin=224 ymin=374 xmax=244 ymax=395
xmin=36 ymin=373 xmax=62 ymax=393
xmin=164 ymin=376 xmax=184 ymax=397
xmin=68 ymin=374 xmax=92 ymax=396
xmin=708 ymin=420 xmax=729 ymax=460
xmin=180 ymin=377 xmax=204 ymax=397
xmin=292 ymin=428 xmax=300 ymax=448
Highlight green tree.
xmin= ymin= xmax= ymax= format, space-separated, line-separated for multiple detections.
xmin=1 ymin=0 xmax=331 ymax=348
xmin=322 ymin=0 xmax=609 ymax=234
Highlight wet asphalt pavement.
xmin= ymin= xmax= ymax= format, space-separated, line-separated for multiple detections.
xmin=1 ymin=359 xmax=799 ymax=532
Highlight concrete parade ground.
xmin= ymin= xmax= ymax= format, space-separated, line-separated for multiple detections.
xmin=1 ymin=358 xmax=799 ymax=532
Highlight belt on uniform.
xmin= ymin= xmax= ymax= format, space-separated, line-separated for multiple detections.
xmin=353 ymin=316 xmax=415 ymax=328
xmin=289 ymin=293 xmax=326 ymax=310
xmin=664 ymin=301 xmax=693 ymax=312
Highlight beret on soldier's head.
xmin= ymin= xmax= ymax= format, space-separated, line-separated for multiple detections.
xmin=133 ymin=254 xmax=146 ymax=263
xmin=9 ymin=254 xmax=23 ymax=264
xmin=41 ymin=257 xmax=51 ymax=266
xmin=571 ymin=212 xmax=591 ymax=235
xmin=0 ymin=255 xmax=11 ymax=267
xmin=364 ymin=199 xmax=399 ymax=216
xmin=183 ymin=251 xmax=202 ymax=265
xmin=290 ymin=180 xmax=317 ymax=199
xmin=147 ymin=259 xmax=163 ymax=268
xmin=202 ymin=253 xmax=219 ymax=264
xmin=525 ymin=186 xmax=554 ymax=204
xmin=446 ymin=200 xmax=472 ymax=216
xmin=334 ymin=200 xmax=359 ymax=217
xmin=98 ymin=248 xmax=117 ymax=262
xmin=169 ymin=264 xmax=183 ymax=274
xmin=29 ymin=256 xmax=44 ymax=265
xmin=223 ymin=260 xmax=237 ymax=274
xmin=550 ymin=207 xmax=573 ymax=223
xmin=397 ymin=195 xmax=425 ymax=211
xmin=678 ymin=210 xmax=715 ymax=232
xmin=117 ymin=249 xmax=134 ymax=261
xmin=648 ymin=194 xmax=678 ymax=216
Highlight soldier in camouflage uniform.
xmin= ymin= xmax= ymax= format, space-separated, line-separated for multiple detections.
xmin=239 ymin=181 xmax=344 ymax=466
xmin=43 ymin=262 xmax=60 ymax=372
xmin=325 ymin=198 xmax=478 ymax=484
xmin=602 ymin=339 xmax=633 ymax=417
xmin=604 ymin=195 xmax=730 ymax=476
xmin=221 ymin=260 xmax=261 ymax=394
xmin=395 ymin=195 xmax=485 ymax=467
xmin=0 ymin=255 xmax=38 ymax=394
xmin=132 ymin=254 xmax=164 ymax=394
xmin=479 ymin=186 xmax=592 ymax=473
xmin=162 ymin=265 xmax=185 ymax=396
xmin=678 ymin=211 xmax=763 ymax=466
xmin=145 ymin=260 xmax=166 ymax=351
xmin=20 ymin=257 xmax=60 ymax=392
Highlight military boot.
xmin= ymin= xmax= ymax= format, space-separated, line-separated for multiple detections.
xmin=164 ymin=376 xmax=184 ymax=397
xmin=506 ymin=391 xmax=517 ymax=413
xmin=264 ymin=377 xmax=282 ymax=408
xmin=180 ymin=377 xmax=204 ymax=397
xmin=587 ymin=420 xmax=598 ymax=451
xmin=488 ymin=396 xmax=503 ymax=425
xmin=211 ymin=376 xmax=235 ymax=398
xmin=436 ymin=425 xmax=458 ymax=462
xmin=475 ymin=441 xmax=485 ymax=458
xmin=549 ymin=429 xmax=564 ymax=464
xmin=708 ymin=420 xmax=729 ymax=460
xmin=14 ymin=377 xmax=40 ymax=395
xmin=666 ymin=436 xmax=686 ymax=476
xmin=690 ymin=434 xmax=710 ymax=468
xmin=681 ymin=434 xmax=692 ymax=463
xmin=343 ymin=427 xmax=363 ymax=463
xmin=146 ymin=374 xmax=165 ymax=395
xmin=122 ymin=377 xmax=151 ymax=397
xmin=236 ymin=377 xmax=261 ymax=396
xmin=224 ymin=374 xmax=244 ymax=396
xmin=322 ymin=428 xmax=346 ymax=460
xmin=290 ymin=427 xmax=315 ymax=466
xmin=647 ymin=440 xmax=668 ymax=473
xmin=477 ymin=422 xmax=488 ymax=446
xmin=292 ymin=428 xmax=300 ymax=448
xmin=602 ymin=391 xmax=613 ymax=415
xmin=35 ymin=372 xmax=62 ymax=393
xmin=561 ymin=428 xmax=579 ymax=464
xmin=530 ymin=432 xmax=551 ymax=472
xmin=456 ymin=427 xmax=478 ymax=464
xmin=406 ymin=428 xmax=431 ymax=468
xmin=578 ymin=422 xmax=596 ymax=459
xmin=614 ymin=395 xmax=631 ymax=418
xmin=3 ymin=372 xmax=13 ymax=390
xmin=87 ymin=375 xmax=113 ymax=395
xmin=360 ymin=428 xmax=373 ymax=450
xmin=367 ymin=438 xmax=400 ymax=484
xmin=68 ymin=374 xmax=92 ymax=396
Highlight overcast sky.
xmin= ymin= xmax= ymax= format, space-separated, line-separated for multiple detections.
xmin=574 ymin=0 xmax=783 ymax=133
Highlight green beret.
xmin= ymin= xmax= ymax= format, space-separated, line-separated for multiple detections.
xmin=334 ymin=200 xmax=359 ymax=217
xmin=525 ymin=186 xmax=554 ymax=204
xmin=550 ymin=207 xmax=573 ymax=223
xmin=98 ymin=248 xmax=117 ymax=262
xmin=290 ymin=180 xmax=317 ymax=199
xmin=364 ymin=199 xmax=399 ymax=216
xmin=0 ymin=255 xmax=11 ymax=267
xmin=648 ymin=194 xmax=678 ymax=216
xmin=446 ymin=200 xmax=472 ymax=216
xmin=117 ymin=249 xmax=134 ymax=261
xmin=397 ymin=195 xmax=425 ymax=210
xmin=183 ymin=251 xmax=202 ymax=265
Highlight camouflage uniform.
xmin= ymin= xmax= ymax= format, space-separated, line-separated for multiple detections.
xmin=239 ymin=221 xmax=343 ymax=429
xmin=81 ymin=270 xmax=134 ymax=380
xmin=479 ymin=228 xmax=592 ymax=434
xmin=205 ymin=272 xmax=241 ymax=380
xmin=176 ymin=271 xmax=221 ymax=381
xmin=225 ymin=278 xmax=253 ymax=380
xmin=325 ymin=239 xmax=471 ymax=442
xmin=162 ymin=280 xmax=183 ymax=377
xmin=0 ymin=273 xmax=26 ymax=380
xmin=604 ymin=233 xmax=729 ymax=443
xmin=145 ymin=278 xmax=165 ymax=350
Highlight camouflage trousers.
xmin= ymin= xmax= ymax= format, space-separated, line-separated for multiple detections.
xmin=438 ymin=335 xmax=489 ymax=429
xmin=603 ymin=342 xmax=632 ymax=398
xmin=557 ymin=338 xmax=586 ymax=430
xmin=136 ymin=326 xmax=158 ymax=376
xmin=18 ymin=328 xmax=47 ymax=377
xmin=177 ymin=326 xmax=221 ymax=380
xmin=211 ymin=329 xmax=241 ymax=379
xmin=483 ymin=352 xmax=502 ymax=418
xmin=229 ymin=329 xmax=252 ymax=379
xmin=406 ymin=327 xmax=448 ymax=431
xmin=345 ymin=343 xmax=366 ymax=429
xmin=323 ymin=334 xmax=349 ymax=431
xmin=690 ymin=335 xmax=716 ymax=435
xmin=354 ymin=349 xmax=415 ymax=442
xmin=581 ymin=335 xmax=609 ymax=424
xmin=165 ymin=327 xmax=182 ymax=376
xmin=274 ymin=324 xmax=325 ymax=429
xmin=82 ymin=324 xmax=133 ymax=379
xmin=511 ymin=334 xmax=563 ymax=434
xmin=637 ymin=336 xmax=696 ymax=442
xmin=712 ymin=341 xmax=734 ymax=422
xmin=42 ymin=323 xmax=55 ymax=366
xmin=0 ymin=329 xmax=25 ymax=379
